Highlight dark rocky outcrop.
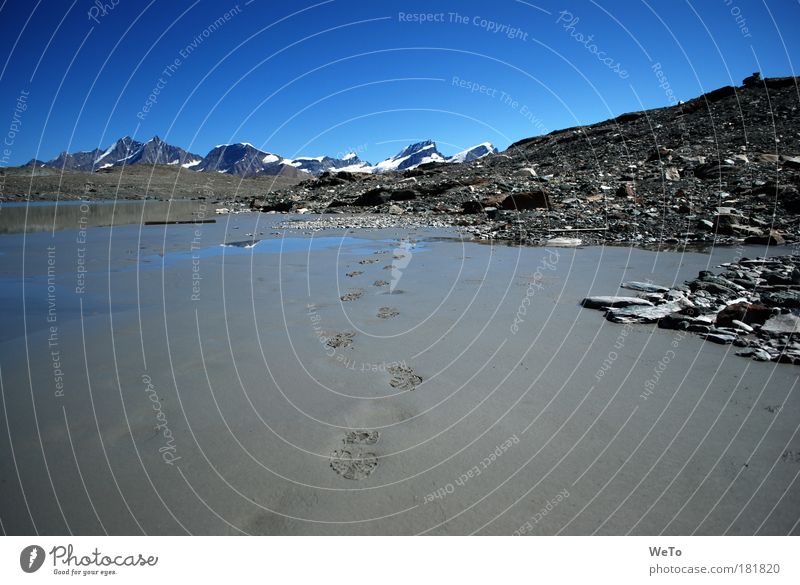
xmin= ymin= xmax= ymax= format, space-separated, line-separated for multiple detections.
xmin=582 ymin=255 xmax=800 ymax=365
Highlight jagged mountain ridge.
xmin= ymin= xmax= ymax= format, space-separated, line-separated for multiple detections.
xmin=31 ymin=136 xmax=203 ymax=172
xmin=25 ymin=137 xmax=497 ymax=177
xmin=192 ymin=143 xmax=302 ymax=178
xmin=288 ymin=152 xmax=371 ymax=175
xmin=42 ymin=148 xmax=104 ymax=172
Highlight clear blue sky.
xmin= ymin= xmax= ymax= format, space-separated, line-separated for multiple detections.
xmin=1 ymin=0 xmax=798 ymax=165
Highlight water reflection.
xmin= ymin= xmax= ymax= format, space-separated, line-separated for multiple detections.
xmin=0 ymin=200 xmax=220 ymax=234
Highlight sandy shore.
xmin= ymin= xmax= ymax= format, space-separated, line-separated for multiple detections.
xmin=0 ymin=211 xmax=797 ymax=535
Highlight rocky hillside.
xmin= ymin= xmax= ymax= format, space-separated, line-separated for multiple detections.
xmin=258 ymin=74 xmax=800 ymax=248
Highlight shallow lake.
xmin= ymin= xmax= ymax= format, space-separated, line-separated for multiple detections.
xmin=0 ymin=199 xmax=219 ymax=234
xmin=0 ymin=208 xmax=797 ymax=536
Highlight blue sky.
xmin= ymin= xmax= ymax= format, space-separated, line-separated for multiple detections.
xmin=1 ymin=0 xmax=798 ymax=165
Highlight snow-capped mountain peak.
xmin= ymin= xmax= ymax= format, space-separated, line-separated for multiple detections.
xmin=395 ymin=139 xmax=437 ymax=159
xmin=287 ymin=153 xmax=372 ymax=175
xmin=193 ymin=143 xmax=303 ymax=177
xmin=447 ymin=142 xmax=498 ymax=164
xmin=94 ymin=136 xmax=140 ymax=166
xmin=34 ymin=136 xmax=494 ymax=177
xmin=373 ymin=140 xmax=446 ymax=172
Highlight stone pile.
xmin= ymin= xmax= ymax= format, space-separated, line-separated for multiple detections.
xmin=581 ymin=255 xmax=800 ymax=364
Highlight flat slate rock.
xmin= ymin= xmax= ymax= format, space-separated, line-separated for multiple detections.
xmin=761 ymin=290 xmax=800 ymax=308
xmin=581 ymin=296 xmax=653 ymax=310
xmin=546 ymin=237 xmax=582 ymax=247
xmin=606 ymin=300 xmax=687 ymax=323
xmin=704 ymin=332 xmax=737 ymax=344
xmin=621 ymin=281 xmax=670 ymax=293
xmin=762 ymin=314 xmax=800 ymax=334
xmin=737 ymin=348 xmax=774 ymax=361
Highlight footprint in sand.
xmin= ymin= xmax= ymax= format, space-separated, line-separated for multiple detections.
xmin=377 ymin=307 xmax=400 ymax=319
xmin=346 ymin=270 xmax=363 ymax=278
xmin=330 ymin=430 xmax=380 ymax=480
xmin=388 ymin=364 xmax=422 ymax=391
xmin=358 ymin=258 xmax=380 ymax=265
xmin=340 ymin=288 xmax=364 ymax=302
xmin=326 ymin=331 xmax=355 ymax=349
xmin=345 ymin=430 xmax=379 ymax=444
xmin=373 ymin=279 xmax=389 ymax=287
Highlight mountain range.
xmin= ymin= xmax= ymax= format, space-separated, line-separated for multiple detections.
xmin=25 ymin=138 xmax=497 ymax=177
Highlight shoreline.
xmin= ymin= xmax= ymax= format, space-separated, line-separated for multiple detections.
xmin=2 ymin=200 xmax=794 ymax=258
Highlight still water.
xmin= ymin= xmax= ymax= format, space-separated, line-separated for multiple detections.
xmin=0 ymin=199 xmax=218 ymax=234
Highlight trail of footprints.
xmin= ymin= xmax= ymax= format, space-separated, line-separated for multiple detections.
xmin=325 ymin=250 xmax=424 ymax=479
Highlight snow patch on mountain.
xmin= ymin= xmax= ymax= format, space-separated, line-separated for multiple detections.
xmin=447 ymin=142 xmax=498 ymax=164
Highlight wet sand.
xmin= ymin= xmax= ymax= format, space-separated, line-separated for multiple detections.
xmin=0 ymin=211 xmax=798 ymax=535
